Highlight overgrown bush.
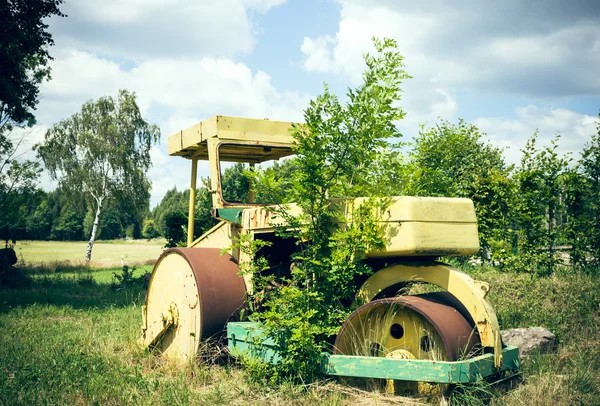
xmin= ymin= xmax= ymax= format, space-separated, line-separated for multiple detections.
xmin=242 ymin=37 xmax=410 ymax=383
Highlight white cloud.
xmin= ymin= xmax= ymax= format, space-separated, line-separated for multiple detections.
xmin=474 ymin=106 xmax=597 ymax=165
xmin=35 ymin=48 xmax=310 ymax=205
xmin=301 ymin=0 xmax=600 ymax=97
xmin=50 ymin=0 xmax=287 ymax=61
xmin=299 ymin=0 xmax=599 ymax=166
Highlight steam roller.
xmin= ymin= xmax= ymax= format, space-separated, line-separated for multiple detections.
xmin=140 ymin=115 xmax=519 ymax=393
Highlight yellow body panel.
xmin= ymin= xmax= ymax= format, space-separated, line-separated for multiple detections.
xmin=356 ymin=262 xmax=502 ymax=367
xmin=241 ymin=197 xmax=479 ymax=257
xmin=377 ymin=222 xmax=479 ymax=257
xmin=168 ymin=115 xmax=295 ymax=160
xmin=190 ymin=221 xmax=237 ymax=249
xmin=375 ymin=196 xmax=479 ymax=257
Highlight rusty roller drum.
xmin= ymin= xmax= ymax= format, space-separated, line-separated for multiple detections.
xmin=334 ymin=292 xmax=481 ymax=394
xmin=140 ymin=248 xmax=246 ymax=359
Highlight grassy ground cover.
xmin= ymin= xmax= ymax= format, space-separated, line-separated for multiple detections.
xmin=0 ymin=250 xmax=598 ymax=405
xmin=14 ymin=239 xmax=165 ymax=267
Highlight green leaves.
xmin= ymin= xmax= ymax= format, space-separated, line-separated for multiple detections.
xmin=511 ymin=133 xmax=571 ymax=274
xmin=243 ymin=37 xmax=410 ymax=383
xmin=37 ymin=90 xmax=160 ymax=203
xmin=408 ymin=119 xmax=514 ymax=260
xmin=564 ymin=112 xmax=600 ymax=272
xmin=0 ymin=0 xmax=65 ymax=127
xmin=35 ymin=90 xmax=159 ymax=258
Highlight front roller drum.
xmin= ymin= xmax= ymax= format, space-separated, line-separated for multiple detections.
xmin=140 ymin=248 xmax=246 ymax=359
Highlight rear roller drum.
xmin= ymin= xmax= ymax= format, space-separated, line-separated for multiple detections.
xmin=334 ymin=293 xmax=481 ymax=396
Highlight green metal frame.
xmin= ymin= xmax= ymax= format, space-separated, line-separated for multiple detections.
xmin=215 ymin=208 xmax=244 ymax=224
xmin=227 ymin=322 xmax=519 ymax=384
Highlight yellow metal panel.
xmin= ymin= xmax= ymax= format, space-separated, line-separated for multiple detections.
xmin=342 ymin=196 xmax=477 ymax=222
xmin=202 ymin=115 xmax=218 ymax=140
xmin=207 ymin=138 xmax=224 ymax=209
xmin=191 ymin=221 xmax=238 ymax=253
xmin=356 ymin=262 xmax=502 ymax=367
xmin=241 ymin=204 xmax=303 ymax=232
xmin=167 ymin=131 xmax=183 ymax=155
xmin=373 ymin=222 xmax=480 ymax=257
xmin=187 ymin=159 xmax=198 ymax=247
xmin=216 ymin=141 xmax=294 ymax=163
xmin=217 ymin=130 xmax=295 ymax=145
xmin=181 ymin=122 xmax=203 ymax=151
xmin=167 ymin=115 xmax=296 ymax=159
xmin=338 ymin=196 xmax=480 ymax=257
xmin=384 ymin=196 xmax=477 ymax=222
xmin=140 ymin=253 xmax=201 ymax=359
xmin=215 ymin=115 xmax=295 ymax=139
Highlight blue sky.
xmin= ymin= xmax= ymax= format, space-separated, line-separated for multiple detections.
xmin=22 ymin=0 xmax=600 ymax=206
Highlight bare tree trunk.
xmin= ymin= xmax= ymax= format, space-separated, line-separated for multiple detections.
xmin=85 ymin=198 xmax=103 ymax=262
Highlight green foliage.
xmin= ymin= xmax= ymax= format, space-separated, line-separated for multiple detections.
xmin=0 ymin=187 xmax=145 ymax=243
xmin=97 ymin=207 xmax=123 ymax=240
xmin=112 ymin=264 xmax=135 ymax=286
xmin=244 ymin=37 xmax=410 ymax=383
xmin=0 ymin=0 xmax=64 ymax=127
xmin=222 ymin=163 xmax=251 ymax=202
xmin=36 ymin=90 xmax=160 ymax=260
xmin=142 ymin=219 xmax=160 ymax=239
xmin=0 ymin=130 xmax=43 ymax=245
xmin=51 ymin=201 xmax=84 ymax=241
xmin=0 ymin=0 xmax=62 ymax=245
xmin=511 ymin=134 xmax=570 ymax=275
xmin=111 ymin=264 xmax=149 ymax=289
xmin=163 ymin=211 xmax=187 ymax=248
xmin=194 ymin=186 xmax=219 ymax=234
xmin=151 ymin=187 xmax=189 ymax=235
xmin=409 ymin=119 xmax=515 ymax=261
xmin=572 ymin=116 xmax=600 ymax=269
xmin=563 ymin=169 xmax=590 ymax=270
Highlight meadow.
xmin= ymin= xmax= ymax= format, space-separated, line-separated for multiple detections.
xmin=14 ymin=240 xmax=166 ymax=267
xmin=0 ymin=241 xmax=599 ymax=405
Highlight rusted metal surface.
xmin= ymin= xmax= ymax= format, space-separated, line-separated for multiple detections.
xmin=334 ymin=294 xmax=480 ymax=362
xmin=163 ymin=248 xmax=247 ymax=338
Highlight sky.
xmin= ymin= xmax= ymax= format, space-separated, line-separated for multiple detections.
xmin=20 ymin=0 xmax=600 ymax=206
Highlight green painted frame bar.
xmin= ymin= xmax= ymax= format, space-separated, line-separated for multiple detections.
xmin=216 ymin=208 xmax=243 ymax=224
xmin=228 ymin=322 xmax=281 ymax=363
xmin=322 ymin=347 xmax=519 ymax=384
xmin=227 ymin=322 xmax=520 ymax=384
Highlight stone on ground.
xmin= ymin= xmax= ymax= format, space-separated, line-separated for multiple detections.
xmin=501 ymin=327 xmax=556 ymax=357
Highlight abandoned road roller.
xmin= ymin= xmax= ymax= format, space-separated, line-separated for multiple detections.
xmin=140 ymin=115 xmax=518 ymax=389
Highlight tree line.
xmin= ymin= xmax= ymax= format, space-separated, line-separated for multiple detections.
xmin=2 ymin=187 xmax=147 ymax=242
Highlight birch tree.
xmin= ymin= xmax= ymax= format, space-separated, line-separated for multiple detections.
xmin=36 ymin=90 xmax=160 ymax=261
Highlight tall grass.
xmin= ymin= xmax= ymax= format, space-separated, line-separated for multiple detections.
xmin=0 ymin=265 xmax=367 ymax=405
xmin=0 ymin=261 xmax=599 ymax=405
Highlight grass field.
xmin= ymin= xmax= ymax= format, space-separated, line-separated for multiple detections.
xmin=14 ymin=239 xmax=166 ymax=267
xmin=0 ymin=244 xmax=599 ymax=405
